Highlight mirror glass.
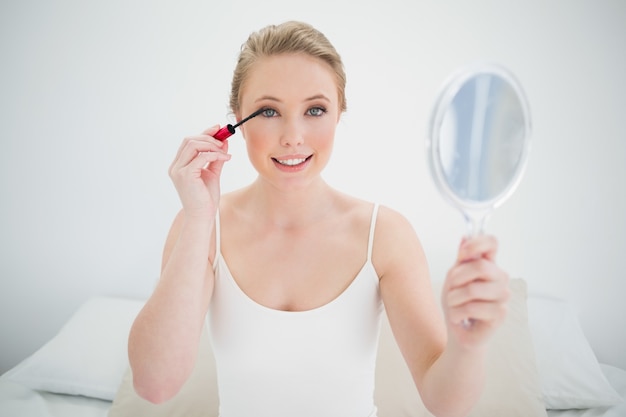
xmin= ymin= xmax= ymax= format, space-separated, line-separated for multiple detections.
xmin=427 ymin=63 xmax=532 ymax=234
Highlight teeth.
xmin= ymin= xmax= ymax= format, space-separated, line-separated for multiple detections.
xmin=276 ymin=158 xmax=306 ymax=166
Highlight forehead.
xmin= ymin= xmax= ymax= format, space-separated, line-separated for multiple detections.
xmin=241 ymin=53 xmax=339 ymax=104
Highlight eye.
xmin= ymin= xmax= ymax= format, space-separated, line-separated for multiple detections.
xmin=261 ymin=108 xmax=278 ymax=118
xmin=307 ymin=106 xmax=327 ymax=117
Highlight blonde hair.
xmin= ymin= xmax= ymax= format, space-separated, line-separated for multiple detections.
xmin=229 ymin=21 xmax=347 ymax=114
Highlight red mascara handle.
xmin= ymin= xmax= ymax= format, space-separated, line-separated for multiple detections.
xmin=214 ymin=125 xmax=236 ymax=141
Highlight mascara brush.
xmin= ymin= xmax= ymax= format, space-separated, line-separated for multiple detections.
xmin=213 ymin=108 xmax=266 ymax=141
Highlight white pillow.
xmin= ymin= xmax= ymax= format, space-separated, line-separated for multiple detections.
xmin=527 ymin=295 xmax=623 ymax=409
xmin=375 ymin=278 xmax=548 ymax=417
xmin=2 ymin=296 xmax=144 ymax=401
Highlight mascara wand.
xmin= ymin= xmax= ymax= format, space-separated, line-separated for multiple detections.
xmin=213 ymin=108 xmax=266 ymax=141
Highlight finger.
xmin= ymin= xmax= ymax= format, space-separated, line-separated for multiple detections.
xmin=219 ymin=139 xmax=229 ymax=154
xmin=179 ymin=133 xmax=225 ymax=155
xmin=170 ymin=151 xmax=231 ymax=182
xmin=194 ymin=151 xmax=231 ymax=172
xmin=446 ymin=278 xmax=510 ymax=308
xmin=172 ymin=127 xmax=223 ymax=165
xmin=202 ymin=125 xmax=220 ymax=136
xmin=206 ymin=140 xmax=230 ymax=177
xmin=170 ymin=139 xmax=227 ymax=173
xmin=447 ymin=300 xmax=509 ymax=325
xmin=182 ymin=144 xmax=231 ymax=171
xmin=447 ymin=257 xmax=506 ymax=289
xmin=457 ymin=235 xmax=499 ymax=263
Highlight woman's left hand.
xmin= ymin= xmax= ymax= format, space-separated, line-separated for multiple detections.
xmin=441 ymin=235 xmax=510 ymax=350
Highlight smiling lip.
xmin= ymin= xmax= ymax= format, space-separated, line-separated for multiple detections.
xmin=272 ymin=155 xmax=312 ymax=171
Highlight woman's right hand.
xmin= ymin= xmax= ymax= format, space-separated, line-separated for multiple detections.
xmin=168 ymin=125 xmax=232 ymax=219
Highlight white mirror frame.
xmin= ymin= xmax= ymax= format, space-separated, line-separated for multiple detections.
xmin=426 ymin=62 xmax=532 ymax=234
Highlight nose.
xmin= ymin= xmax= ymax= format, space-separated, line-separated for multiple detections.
xmin=279 ymin=118 xmax=305 ymax=148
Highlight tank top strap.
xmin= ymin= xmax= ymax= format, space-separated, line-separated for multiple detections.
xmin=367 ymin=203 xmax=379 ymax=262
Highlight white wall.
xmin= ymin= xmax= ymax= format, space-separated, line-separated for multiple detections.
xmin=1 ymin=0 xmax=625 ymax=373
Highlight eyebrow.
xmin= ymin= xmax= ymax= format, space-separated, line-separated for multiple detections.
xmin=254 ymin=94 xmax=331 ymax=103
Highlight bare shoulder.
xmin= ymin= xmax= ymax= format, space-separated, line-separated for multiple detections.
xmin=375 ymin=205 xmax=416 ymax=233
xmin=329 ymin=197 xmax=420 ymax=250
xmin=373 ymin=205 xmax=424 ymax=255
xmin=334 ymin=193 xmax=378 ymax=223
xmin=372 ymin=205 xmax=428 ymax=280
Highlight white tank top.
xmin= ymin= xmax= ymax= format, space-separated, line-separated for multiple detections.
xmin=207 ymin=204 xmax=383 ymax=417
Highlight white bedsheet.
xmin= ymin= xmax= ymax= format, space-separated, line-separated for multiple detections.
xmin=0 ymin=379 xmax=110 ymax=417
xmin=547 ymin=365 xmax=626 ymax=417
xmin=1 ymin=364 xmax=624 ymax=417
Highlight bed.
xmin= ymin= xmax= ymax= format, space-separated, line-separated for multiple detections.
xmin=1 ymin=278 xmax=624 ymax=417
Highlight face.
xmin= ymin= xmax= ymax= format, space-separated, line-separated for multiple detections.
xmin=237 ymin=53 xmax=341 ymax=190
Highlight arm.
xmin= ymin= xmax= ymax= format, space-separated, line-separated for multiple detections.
xmin=128 ymin=127 xmax=231 ymax=403
xmin=375 ymin=207 xmax=509 ymax=417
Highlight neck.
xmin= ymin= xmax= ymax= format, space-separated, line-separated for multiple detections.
xmin=245 ymin=176 xmax=336 ymax=230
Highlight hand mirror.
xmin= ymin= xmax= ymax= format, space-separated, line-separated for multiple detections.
xmin=427 ymin=63 xmax=532 ymax=236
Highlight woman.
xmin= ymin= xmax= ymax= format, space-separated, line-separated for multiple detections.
xmin=128 ymin=21 xmax=510 ymax=417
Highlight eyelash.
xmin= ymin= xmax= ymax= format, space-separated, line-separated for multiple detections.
xmin=259 ymin=106 xmax=327 ymax=118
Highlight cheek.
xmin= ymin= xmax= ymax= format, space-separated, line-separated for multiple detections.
xmin=243 ymin=126 xmax=270 ymax=151
xmin=243 ymin=128 xmax=270 ymax=166
xmin=314 ymin=119 xmax=337 ymax=144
